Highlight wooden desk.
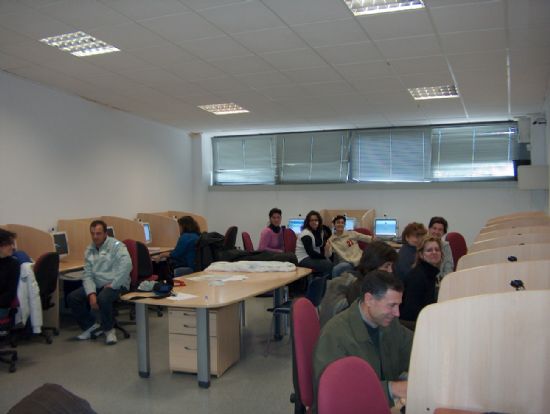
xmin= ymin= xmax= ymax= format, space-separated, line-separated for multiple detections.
xmin=457 ymin=243 xmax=550 ymax=270
xmin=59 ymin=257 xmax=85 ymax=273
xmin=469 ymin=232 xmax=550 ymax=253
xmin=122 ymin=267 xmax=312 ymax=388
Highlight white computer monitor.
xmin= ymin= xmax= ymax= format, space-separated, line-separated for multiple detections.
xmin=344 ymin=217 xmax=357 ymax=230
xmin=141 ymin=222 xmax=152 ymax=244
xmin=374 ymin=218 xmax=399 ymax=239
xmin=52 ymin=231 xmax=69 ymax=258
xmin=287 ymin=218 xmax=304 ymax=234
xmin=106 ymin=226 xmax=115 ymax=238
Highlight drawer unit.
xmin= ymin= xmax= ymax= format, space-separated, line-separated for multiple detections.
xmin=168 ymin=303 xmax=241 ymax=377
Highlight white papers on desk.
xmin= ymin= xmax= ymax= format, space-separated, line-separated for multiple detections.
xmin=187 ymin=274 xmax=248 ymax=282
xmin=167 ymin=293 xmax=197 ymax=301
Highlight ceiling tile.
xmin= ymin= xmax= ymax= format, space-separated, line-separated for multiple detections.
xmin=85 ymin=51 xmax=154 ymax=73
xmin=0 ymin=9 xmax=76 ymax=39
xmin=89 ymin=23 xmax=167 ymax=51
xmin=430 ymin=1 xmax=504 ymax=34
xmin=510 ymin=48 xmax=550 ymax=70
xmin=192 ymin=76 xmax=250 ymax=94
xmin=0 ymin=51 xmax=31 ymax=69
xmin=256 ymin=84 xmax=311 ymax=100
xmin=179 ymin=0 xmax=247 ymax=12
xmin=509 ymin=26 xmax=550 ymax=50
xmin=127 ymin=44 xmax=200 ymax=68
xmin=454 ymin=68 xmax=508 ymax=106
xmin=261 ymin=48 xmax=326 ymax=71
xmin=291 ymin=18 xmax=368 ymax=48
xmin=357 ymin=9 xmax=433 ymax=40
xmin=335 ymin=60 xmax=392 ymax=80
xmin=388 ymin=55 xmax=449 ymax=75
xmin=283 ymin=65 xmax=342 ymax=84
xmin=375 ymin=35 xmax=441 ymax=59
xmin=234 ymin=71 xmax=293 ymax=89
xmin=0 ymin=39 xmax=67 ymax=64
xmin=122 ymin=67 xmax=185 ymax=86
xmin=210 ymin=55 xmax=274 ymax=76
xmin=399 ymin=71 xmax=454 ymax=88
xmin=139 ymin=11 xmax=225 ymax=43
xmin=301 ymin=80 xmax=356 ymax=97
xmin=151 ymin=79 xmax=209 ymax=98
xmin=232 ymin=27 xmax=308 ymax=54
xmin=447 ymin=49 xmax=506 ymax=72
xmin=315 ymin=41 xmax=382 ymax=65
xmin=41 ymin=54 xmax=114 ymax=79
xmin=0 ymin=26 xmax=33 ymax=46
xmin=261 ymin=0 xmax=351 ymax=25
xmin=417 ymin=99 xmax=465 ymax=118
xmin=0 ymin=0 xmax=34 ymax=14
xmin=346 ymin=76 xmax=404 ymax=94
xmin=99 ymin=0 xmax=191 ymax=20
xmin=179 ymin=36 xmax=252 ymax=61
xmin=440 ymin=29 xmax=506 ymax=54
xmin=165 ymin=60 xmax=226 ymax=80
xmin=40 ymin=0 xmax=132 ymax=30
xmin=198 ymin=1 xmax=283 ymax=34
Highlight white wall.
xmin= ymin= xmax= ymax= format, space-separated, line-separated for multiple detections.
xmin=205 ymin=182 xmax=540 ymax=247
xmin=0 ymin=70 xmax=194 ymax=230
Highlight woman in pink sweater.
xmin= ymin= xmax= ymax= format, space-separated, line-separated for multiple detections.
xmin=258 ymin=208 xmax=284 ymax=252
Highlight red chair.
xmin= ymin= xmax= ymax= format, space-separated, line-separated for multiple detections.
xmin=283 ymin=228 xmax=297 ymax=253
xmin=446 ymin=232 xmax=468 ymax=271
xmin=290 ymin=297 xmax=321 ymax=413
xmin=355 ymin=227 xmax=373 ymax=250
xmin=317 ymin=356 xmax=390 ymax=414
xmin=242 ymin=231 xmax=254 ymax=252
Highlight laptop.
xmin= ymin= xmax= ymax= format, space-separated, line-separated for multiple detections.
xmin=374 ymin=218 xmax=399 ymax=241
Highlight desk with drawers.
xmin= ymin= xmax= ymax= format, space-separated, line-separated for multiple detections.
xmin=122 ymin=267 xmax=312 ymax=388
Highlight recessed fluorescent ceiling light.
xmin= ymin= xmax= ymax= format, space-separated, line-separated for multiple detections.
xmin=408 ymin=85 xmax=459 ymax=100
xmin=344 ymin=0 xmax=424 ymax=16
xmin=40 ymin=31 xmax=119 ymax=57
xmin=198 ymin=103 xmax=250 ymax=115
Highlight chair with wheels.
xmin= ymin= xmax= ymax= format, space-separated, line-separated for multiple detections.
xmin=242 ymin=231 xmax=254 ymax=252
xmin=289 ymin=297 xmax=321 ymax=414
xmin=265 ymin=276 xmax=327 ymax=356
xmin=33 ymin=252 xmax=60 ymax=340
xmin=0 ymin=298 xmax=19 ymax=373
xmin=283 ymin=228 xmax=297 ymax=253
xmin=317 ymin=356 xmax=390 ymax=414
xmin=223 ymin=226 xmax=238 ymax=249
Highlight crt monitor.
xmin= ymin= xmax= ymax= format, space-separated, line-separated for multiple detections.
xmin=344 ymin=217 xmax=357 ymax=231
xmin=142 ymin=222 xmax=152 ymax=244
xmin=52 ymin=232 xmax=69 ymax=258
xmin=287 ymin=218 xmax=304 ymax=234
xmin=106 ymin=226 xmax=115 ymax=238
xmin=374 ymin=218 xmax=398 ymax=239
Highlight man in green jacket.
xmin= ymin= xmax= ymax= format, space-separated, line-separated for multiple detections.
xmin=68 ymin=220 xmax=131 ymax=345
xmin=313 ymin=270 xmax=413 ymax=410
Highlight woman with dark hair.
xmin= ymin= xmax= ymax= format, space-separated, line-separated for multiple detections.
xmin=399 ymin=236 xmax=442 ymax=330
xmin=294 ymin=210 xmax=333 ymax=278
xmin=0 ymin=229 xmax=19 ymax=335
xmin=319 ymin=240 xmax=398 ymax=326
xmin=395 ymin=222 xmax=427 ymax=282
xmin=168 ymin=216 xmax=201 ymax=276
xmin=258 ymin=207 xmax=284 ymax=252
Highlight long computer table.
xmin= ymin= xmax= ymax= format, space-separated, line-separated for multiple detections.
xmin=122 ymin=266 xmax=312 ymax=388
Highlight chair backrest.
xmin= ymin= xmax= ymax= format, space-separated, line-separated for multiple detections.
xmin=123 ymin=239 xmax=155 ymax=288
xmin=283 ymin=228 xmax=297 ymax=253
xmin=305 ymin=276 xmax=327 ymax=307
xmin=446 ymin=232 xmax=467 ymax=270
xmin=195 ymin=231 xmax=226 ymax=271
xmin=33 ymin=252 xmax=60 ymax=309
xmin=354 ymin=227 xmax=373 ymax=250
xmin=223 ymin=226 xmax=238 ymax=249
xmin=241 ymin=231 xmax=254 ymax=252
xmin=291 ymin=298 xmax=321 ymax=411
xmin=318 ymin=356 xmax=390 ymax=414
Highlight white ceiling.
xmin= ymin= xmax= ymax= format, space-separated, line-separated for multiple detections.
xmin=1 ymin=0 xmax=549 ymax=135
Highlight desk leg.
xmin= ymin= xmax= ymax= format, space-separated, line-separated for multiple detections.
xmin=196 ymin=308 xmax=210 ymax=388
xmin=273 ymin=287 xmax=283 ymax=341
xmin=135 ymin=303 xmax=150 ymax=378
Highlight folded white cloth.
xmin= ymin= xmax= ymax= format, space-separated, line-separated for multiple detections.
xmin=206 ymin=261 xmax=296 ymax=273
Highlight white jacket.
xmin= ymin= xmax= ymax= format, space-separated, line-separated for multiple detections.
xmin=15 ymin=263 xmax=43 ymax=333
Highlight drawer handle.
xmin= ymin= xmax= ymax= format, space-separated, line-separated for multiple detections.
xmin=183 ymin=312 xmax=194 ymax=316
xmin=183 ymin=324 xmax=196 ymax=328
xmin=184 ymin=346 xmax=197 ymax=351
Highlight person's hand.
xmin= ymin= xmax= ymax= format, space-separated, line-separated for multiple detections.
xmin=390 ymin=380 xmax=407 ymax=399
xmin=89 ymin=293 xmax=99 ymax=310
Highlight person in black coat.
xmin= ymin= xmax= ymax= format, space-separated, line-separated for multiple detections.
xmin=400 ymin=236 xmax=442 ymax=330
xmin=0 ymin=229 xmax=19 ymax=331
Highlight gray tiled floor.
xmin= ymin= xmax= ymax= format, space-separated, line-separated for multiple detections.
xmin=0 ymin=297 xmax=295 ymax=414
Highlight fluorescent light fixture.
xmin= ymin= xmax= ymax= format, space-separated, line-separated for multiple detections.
xmin=408 ymin=85 xmax=459 ymax=100
xmin=344 ymin=0 xmax=424 ymax=16
xmin=40 ymin=31 xmax=119 ymax=57
xmin=198 ymin=103 xmax=250 ymax=115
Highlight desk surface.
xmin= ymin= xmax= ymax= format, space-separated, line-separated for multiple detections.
xmin=122 ymin=267 xmax=311 ymax=309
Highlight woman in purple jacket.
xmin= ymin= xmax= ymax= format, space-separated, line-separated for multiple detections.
xmin=258 ymin=208 xmax=284 ymax=252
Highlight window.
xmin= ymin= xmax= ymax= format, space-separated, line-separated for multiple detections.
xmin=211 ymin=122 xmax=522 ymax=185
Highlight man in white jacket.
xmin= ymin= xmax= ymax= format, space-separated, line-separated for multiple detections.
xmin=68 ymin=220 xmax=131 ymax=345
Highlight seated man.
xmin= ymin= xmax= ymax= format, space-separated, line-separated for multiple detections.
xmin=68 ymin=220 xmax=131 ymax=345
xmin=313 ymin=270 xmax=413 ymax=410
xmin=428 ymin=216 xmax=454 ymax=280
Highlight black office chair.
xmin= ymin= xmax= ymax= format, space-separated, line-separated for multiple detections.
xmin=33 ymin=252 xmax=60 ymax=340
xmin=223 ymin=226 xmax=238 ymax=249
xmin=265 ymin=276 xmax=327 ymax=356
xmin=0 ymin=298 xmax=19 ymax=373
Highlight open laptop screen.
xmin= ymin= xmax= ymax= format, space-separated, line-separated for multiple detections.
xmin=374 ymin=218 xmax=398 ymax=238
